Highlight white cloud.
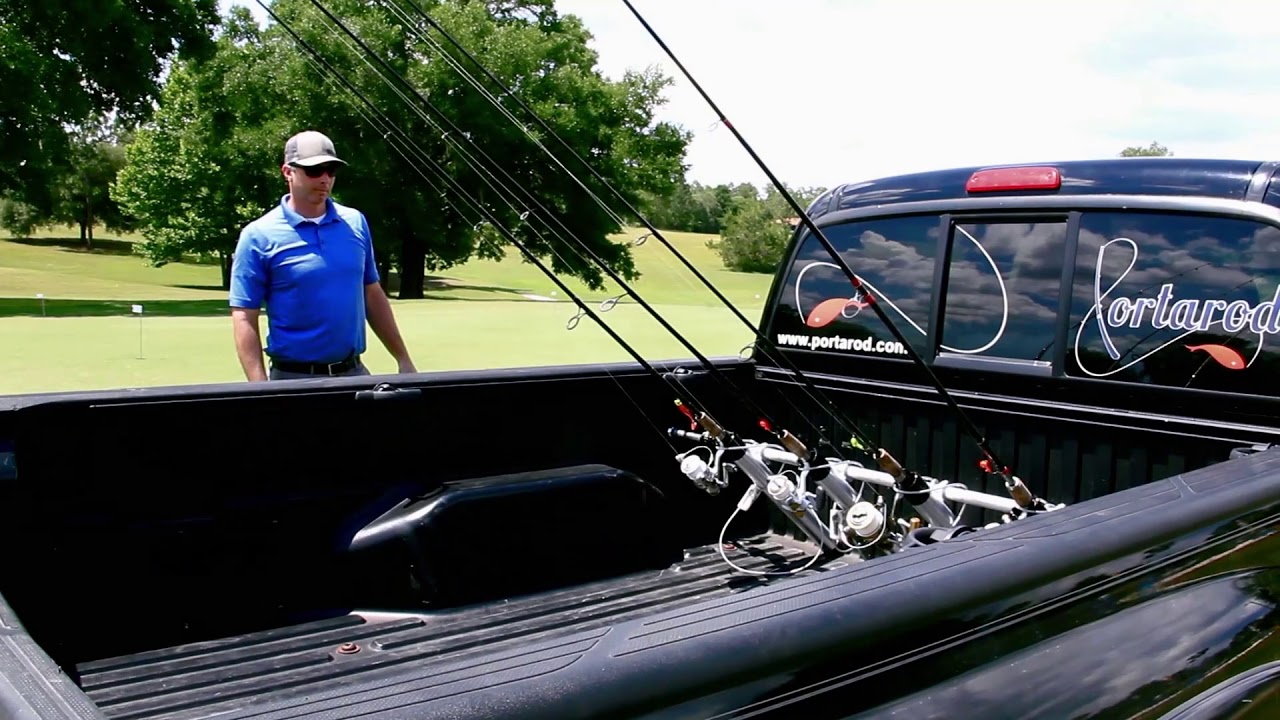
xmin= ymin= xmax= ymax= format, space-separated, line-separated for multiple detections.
xmin=224 ymin=0 xmax=1280 ymax=190
xmin=553 ymin=0 xmax=1280 ymax=188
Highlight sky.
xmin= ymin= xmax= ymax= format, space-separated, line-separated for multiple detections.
xmin=223 ymin=0 xmax=1280 ymax=191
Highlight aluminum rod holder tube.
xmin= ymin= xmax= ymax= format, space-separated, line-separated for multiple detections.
xmin=940 ymin=486 xmax=1022 ymax=514
xmin=740 ymin=447 xmax=837 ymax=550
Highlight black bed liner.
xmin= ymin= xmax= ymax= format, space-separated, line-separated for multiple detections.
xmin=75 ymin=534 xmax=830 ymax=720
xmin=69 ymin=448 xmax=1280 ymax=720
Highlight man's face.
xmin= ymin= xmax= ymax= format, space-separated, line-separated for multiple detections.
xmin=284 ymin=162 xmax=340 ymax=205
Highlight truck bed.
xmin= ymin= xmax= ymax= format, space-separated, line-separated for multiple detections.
xmin=74 ymin=533 xmax=829 ymax=720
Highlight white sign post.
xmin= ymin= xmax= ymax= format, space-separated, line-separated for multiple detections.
xmin=132 ymin=304 xmax=144 ymax=359
xmin=36 ymin=293 xmax=44 ymax=316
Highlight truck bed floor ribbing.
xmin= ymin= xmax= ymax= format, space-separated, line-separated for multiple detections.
xmin=74 ymin=533 xmax=831 ymax=720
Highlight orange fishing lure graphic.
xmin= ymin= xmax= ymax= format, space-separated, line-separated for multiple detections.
xmin=1185 ymin=344 xmax=1246 ymax=370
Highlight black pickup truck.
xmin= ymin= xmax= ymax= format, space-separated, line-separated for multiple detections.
xmin=1 ymin=157 xmax=1278 ymax=720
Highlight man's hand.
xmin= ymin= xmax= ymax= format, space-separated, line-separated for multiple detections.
xmin=397 ymin=358 xmax=418 ymax=374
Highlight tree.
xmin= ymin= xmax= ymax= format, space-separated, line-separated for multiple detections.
xmin=709 ymin=184 xmax=826 ymax=273
xmin=50 ymin=120 xmax=134 ymax=248
xmin=1120 ymin=142 xmax=1172 ymax=157
xmin=113 ymin=8 xmax=292 ymax=289
xmin=114 ymin=0 xmax=691 ymax=297
xmin=0 ymin=193 xmax=43 ymax=237
xmin=0 ymin=0 xmax=220 ymax=212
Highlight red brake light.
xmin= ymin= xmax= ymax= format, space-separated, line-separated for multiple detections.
xmin=966 ymin=166 xmax=1061 ymax=193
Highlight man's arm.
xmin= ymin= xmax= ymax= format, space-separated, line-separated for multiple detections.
xmin=229 ymin=226 xmax=268 ymax=381
xmin=232 ymin=308 xmax=268 ymax=381
xmin=366 ymin=282 xmax=416 ymax=373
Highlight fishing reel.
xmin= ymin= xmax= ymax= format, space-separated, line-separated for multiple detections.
xmin=669 ymin=422 xmax=1069 ymax=570
xmin=671 ymin=424 xmax=910 ymax=555
xmin=671 ymin=428 xmax=730 ymax=495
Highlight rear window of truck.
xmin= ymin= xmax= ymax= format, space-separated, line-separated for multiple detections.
xmin=772 ymin=210 xmax=1280 ymax=397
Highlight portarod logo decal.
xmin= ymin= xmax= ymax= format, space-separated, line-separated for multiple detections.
xmin=787 ymin=225 xmax=1010 ymax=355
xmin=1075 ymin=237 xmax=1277 ymax=376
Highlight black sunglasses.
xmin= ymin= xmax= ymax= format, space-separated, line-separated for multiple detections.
xmin=293 ymin=163 xmax=341 ymax=178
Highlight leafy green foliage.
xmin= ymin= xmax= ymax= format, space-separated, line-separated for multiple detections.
xmin=640 ymin=180 xmax=759 ymax=234
xmin=111 ymin=41 xmax=277 ymax=289
xmin=708 ymin=185 xmax=826 ymax=273
xmin=51 ymin=122 xmax=135 ymax=246
xmin=1120 ymin=142 xmax=1173 ymax=157
xmin=0 ymin=194 xmax=42 ymax=237
xmin=0 ymin=0 xmax=220 ymax=210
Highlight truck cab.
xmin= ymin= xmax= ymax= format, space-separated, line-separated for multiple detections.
xmin=766 ymin=157 xmax=1278 ymax=420
xmin=754 ymin=157 xmax=1279 ymax=511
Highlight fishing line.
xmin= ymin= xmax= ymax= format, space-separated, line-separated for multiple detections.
xmin=292 ymin=13 xmax=739 ymax=462
xmin=298 ymin=0 xmax=827 ymax=449
xmin=260 ymin=0 xmax=693 ymax=452
xmin=289 ymin=0 xmax=732 ymax=444
xmin=620 ymin=0 xmax=1020 ymax=480
xmin=377 ymin=1 xmax=630 ymax=229
xmin=372 ymin=0 xmax=894 ymax=461
xmin=375 ymin=0 xmax=720 ymax=306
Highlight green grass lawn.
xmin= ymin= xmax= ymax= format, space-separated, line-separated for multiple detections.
xmin=0 ymin=301 xmax=762 ymax=395
xmin=442 ymin=228 xmax=773 ymax=308
xmin=0 ymin=225 xmax=772 ymax=395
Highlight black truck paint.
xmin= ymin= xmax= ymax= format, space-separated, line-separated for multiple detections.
xmin=0 ymin=157 xmax=1278 ymax=719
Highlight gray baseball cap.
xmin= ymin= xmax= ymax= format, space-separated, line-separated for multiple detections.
xmin=283 ymin=130 xmax=347 ymax=167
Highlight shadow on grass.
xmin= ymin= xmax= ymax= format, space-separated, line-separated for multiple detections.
xmin=418 ymin=293 xmax=570 ymax=303
xmin=4 ymin=236 xmax=138 ymax=257
xmin=422 ymin=275 xmax=530 ymax=297
xmin=0 ymin=297 xmax=231 ymax=318
xmin=2 ymin=236 xmax=223 ymax=266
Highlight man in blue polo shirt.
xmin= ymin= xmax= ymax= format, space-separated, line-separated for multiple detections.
xmin=229 ymin=130 xmax=416 ymax=381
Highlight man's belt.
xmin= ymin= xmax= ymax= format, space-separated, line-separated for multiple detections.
xmin=271 ymin=353 xmax=360 ymax=376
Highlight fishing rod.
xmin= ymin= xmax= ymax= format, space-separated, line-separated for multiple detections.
xmin=383 ymin=0 xmax=895 ymax=468
xmin=299 ymin=0 xmax=843 ymax=459
xmin=619 ymin=0 xmax=1046 ymax=511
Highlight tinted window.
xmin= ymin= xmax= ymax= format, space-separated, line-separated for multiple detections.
xmin=771 ymin=215 xmax=941 ymax=359
xmin=941 ymin=220 xmax=1068 ymax=360
xmin=1069 ymin=212 xmax=1280 ymax=396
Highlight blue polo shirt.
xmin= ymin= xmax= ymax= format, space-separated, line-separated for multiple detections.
xmin=229 ymin=195 xmax=381 ymax=364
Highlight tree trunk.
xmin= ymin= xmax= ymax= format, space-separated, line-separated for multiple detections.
xmin=220 ymin=251 xmax=232 ymax=290
xmin=398 ymin=230 xmax=426 ymax=299
xmin=377 ymin=257 xmax=391 ymax=292
xmin=84 ymin=193 xmax=93 ymax=249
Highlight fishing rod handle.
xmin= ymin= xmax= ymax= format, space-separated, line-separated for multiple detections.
xmin=669 ymin=428 xmax=711 ymax=443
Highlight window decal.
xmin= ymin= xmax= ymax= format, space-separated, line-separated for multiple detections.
xmin=1076 ymin=236 xmax=1277 ymax=376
